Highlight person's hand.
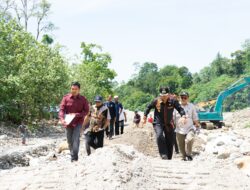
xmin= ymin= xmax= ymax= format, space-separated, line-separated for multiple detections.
xmin=195 ymin=127 xmax=200 ymax=135
xmin=194 ymin=121 xmax=200 ymax=129
xmin=93 ymin=126 xmax=99 ymax=132
xmin=60 ymin=119 xmax=67 ymax=126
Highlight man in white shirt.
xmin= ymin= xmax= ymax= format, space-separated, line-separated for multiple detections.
xmin=118 ymin=108 xmax=127 ymax=134
xmin=174 ymin=92 xmax=199 ymax=161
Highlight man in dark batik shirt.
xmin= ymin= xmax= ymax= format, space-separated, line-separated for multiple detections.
xmin=143 ymin=86 xmax=187 ymax=160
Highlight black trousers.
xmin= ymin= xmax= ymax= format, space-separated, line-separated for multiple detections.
xmin=115 ymin=121 xmax=119 ymax=135
xmin=105 ymin=118 xmax=115 ymax=138
xmin=85 ymin=130 xmax=104 ymax=155
xmin=115 ymin=120 xmax=124 ymax=135
xmin=120 ymin=120 xmax=124 ymax=134
xmin=154 ymin=124 xmax=175 ymax=159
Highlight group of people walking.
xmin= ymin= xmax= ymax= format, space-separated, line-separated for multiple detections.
xmin=58 ymin=82 xmax=199 ymax=162
xmin=58 ymin=82 xmax=126 ymax=161
xmin=143 ymin=87 xmax=199 ymax=161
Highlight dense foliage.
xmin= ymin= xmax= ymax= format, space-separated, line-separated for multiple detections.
xmin=1 ymin=4 xmax=250 ymax=124
xmin=72 ymin=42 xmax=116 ymax=102
xmin=115 ymin=48 xmax=250 ymax=112
xmin=0 ymin=17 xmax=69 ymax=123
xmin=0 ymin=17 xmax=116 ymax=123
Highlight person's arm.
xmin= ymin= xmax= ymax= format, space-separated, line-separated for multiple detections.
xmin=173 ymin=99 xmax=187 ymax=125
xmin=192 ymin=105 xmax=199 ymax=128
xmin=173 ymin=100 xmax=186 ymax=117
xmin=119 ymin=103 xmax=123 ymax=114
xmin=124 ymin=111 xmax=127 ymax=122
xmin=59 ymin=96 xmax=67 ymax=126
xmin=103 ymin=109 xmax=111 ymax=129
xmin=143 ymin=99 xmax=156 ymax=124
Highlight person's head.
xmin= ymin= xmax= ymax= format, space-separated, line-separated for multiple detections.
xmin=114 ymin=95 xmax=119 ymax=102
xmin=94 ymin=95 xmax=103 ymax=107
xmin=107 ymin=95 xmax=113 ymax=102
xmin=159 ymin=86 xmax=170 ymax=101
xmin=180 ymin=91 xmax=189 ymax=105
xmin=135 ymin=110 xmax=138 ymax=114
xmin=70 ymin=81 xmax=80 ymax=96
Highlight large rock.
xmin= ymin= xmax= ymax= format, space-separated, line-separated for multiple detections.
xmin=0 ymin=135 xmax=8 ymax=140
xmin=216 ymin=141 xmax=225 ymax=146
xmin=234 ymin=156 xmax=250 ymax=176
xmin=192 ymin=135 xmax=207 ymax=154
xmin=240 ymin=142 xmax=250 ymax=155
xmin=233 ymin=139 xmax=244 ymax=148
xmin=0 ymin=142 xmax=55 ymax=169
xmin=217 ymin=150 xmax=231 ymax=159
xmin=57 ymin=141 xmax=69 ymax=153
xmin=207 ymin=133 xmax=218 ymax=142
xmin=205 ymin=133 xmax=242 ymax=158
xmin=0 ymin=152 xmax=30 ymax=169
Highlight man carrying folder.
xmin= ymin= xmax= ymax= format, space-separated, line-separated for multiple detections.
xmin=59 ymin=82 xmax=89 ymax=162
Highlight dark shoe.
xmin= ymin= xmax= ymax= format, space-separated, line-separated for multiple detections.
xmin=187 ymin=155 xmax=193 ymax=161
xmin=161 ymin=155 xmax=168 ymax=160
xmin=71 ymin=155 xmax=78 ymax=162
xmin=182 ymin=157 xmax=187 ymax=161
xmin=175 ymin=151 xmax=179 ymax=154
xmin=71 ymin=158 xmax=78 ymax=162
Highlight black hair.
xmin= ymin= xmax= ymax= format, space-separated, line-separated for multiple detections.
xmin=159 ymin=86 xmax=170 ymax=93
xmin=71 ymin=81 xmax=80 ymax=89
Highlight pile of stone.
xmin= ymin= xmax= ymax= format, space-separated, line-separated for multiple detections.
xmin=0 ymin=141 xmax=57 ymax=169
xmin=223 ymin=107 xmax=250 ymax=129
xmin=79 ymin=144 xmax=153 ymax=190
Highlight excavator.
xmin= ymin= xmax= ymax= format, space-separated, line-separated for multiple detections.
xmin=198 ymin=76 xmax=250 ymax=129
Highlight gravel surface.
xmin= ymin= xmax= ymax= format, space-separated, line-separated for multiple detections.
xmin=0 ymin=108 xmax=250 ymax=190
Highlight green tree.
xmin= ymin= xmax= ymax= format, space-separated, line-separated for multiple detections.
xmin=0 ymin=17 xmax=69 ymax=123
xmin=134 ymin=62 xmax=159 ymax=95
xmin=229 ymin=50 xmax=246 ymax=76
xmin=73 ymin=42 xmax=116 ymax=102
xmin=210 ymin=53 xmax=230 ymax=77
xmin=41 ymin=34 xmax=53 ymax=45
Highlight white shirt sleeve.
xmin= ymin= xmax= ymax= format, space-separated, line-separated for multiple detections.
xmin=191 ymin=104 xmax=199 ymax=121
xmin=107 ymin=109 xmax=111 ymax=120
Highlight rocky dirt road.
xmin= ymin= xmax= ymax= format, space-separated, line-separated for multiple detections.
xmin=0 ymin=108 xmax=250 ymax=190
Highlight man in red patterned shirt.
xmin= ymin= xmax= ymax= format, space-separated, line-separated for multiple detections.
xmin=59 ymin=82 xmax=89 ymax=162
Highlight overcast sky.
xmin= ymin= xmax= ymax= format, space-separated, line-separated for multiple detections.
xmin=46 ymin=0 xmax=250 ymax=82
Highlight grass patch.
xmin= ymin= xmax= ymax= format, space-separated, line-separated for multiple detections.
xmin=245 ymin=123 xmax=250 ymax=128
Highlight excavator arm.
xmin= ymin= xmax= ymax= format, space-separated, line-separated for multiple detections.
xmin=214 ymin=77 xmax=250 ymax=114
xmin=198 ymin=77 xmax=250 ymax=124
